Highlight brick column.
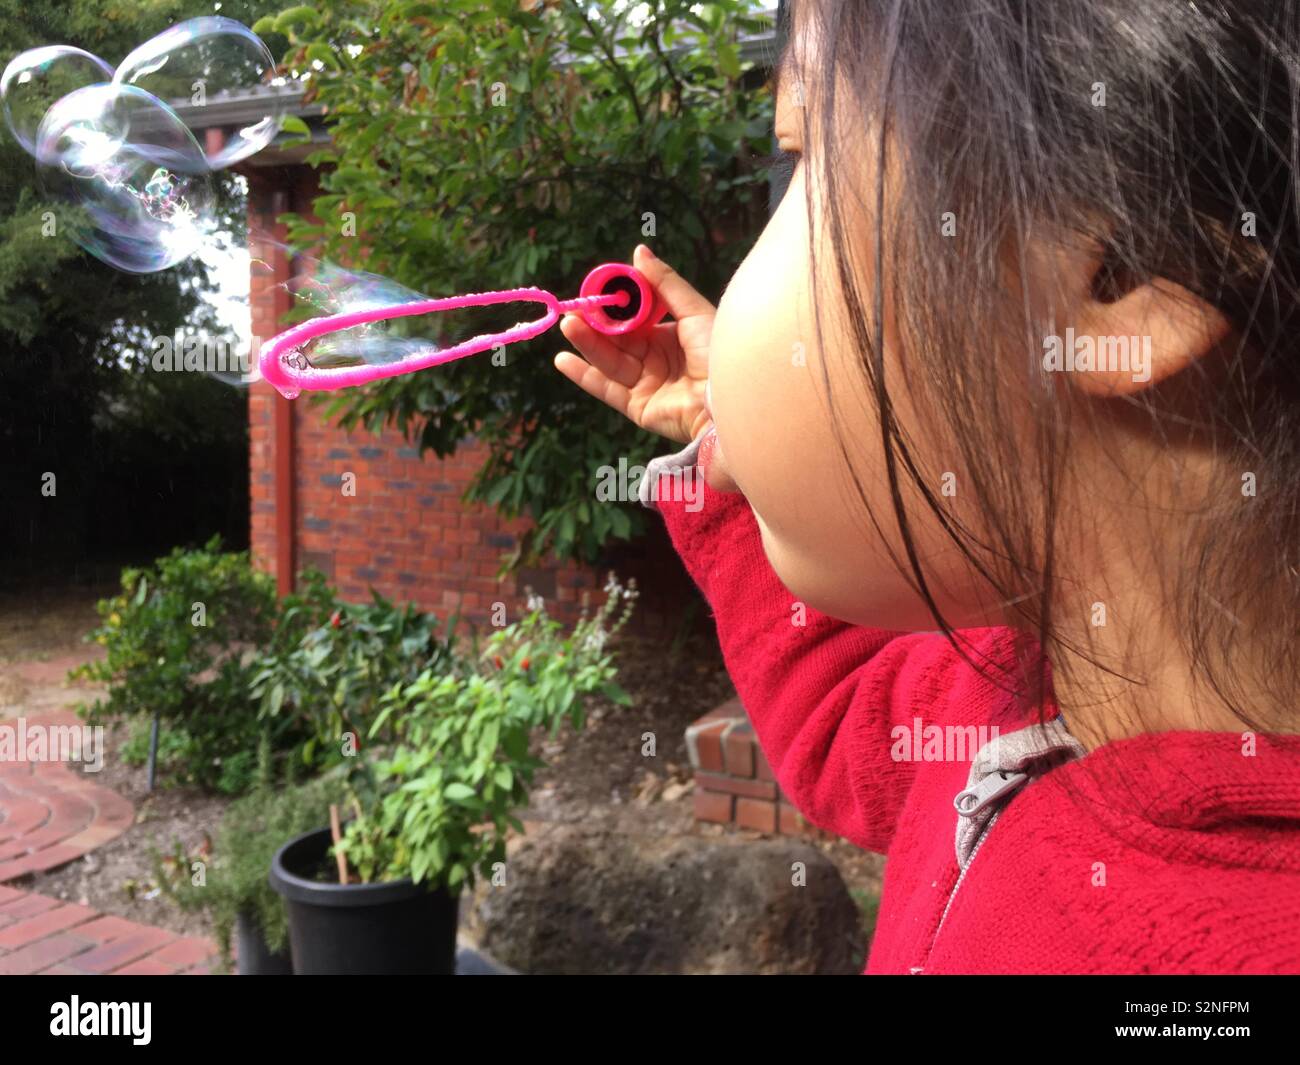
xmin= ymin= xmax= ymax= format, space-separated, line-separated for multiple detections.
xmin=687 ymin=698 xmax=829 ymax=839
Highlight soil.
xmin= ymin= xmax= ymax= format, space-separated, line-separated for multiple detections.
xmin=517 ymin=631 xmax=886 ymax=941
xmin=1 ymin=584 xmax=885 ymax=956
xmin=0 ymin=586 xmax=106 ymax=663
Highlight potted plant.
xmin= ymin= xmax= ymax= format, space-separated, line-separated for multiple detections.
xmin=270 ymin=578 xmax=638 ymax=975
xmin=155 ymin=577 xmax=461 ymax=973
xmin=156 ymin=742 xmax=359 ymax=974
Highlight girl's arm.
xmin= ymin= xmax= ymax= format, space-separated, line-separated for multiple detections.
xmin=652 ymin=473 xmax=950 ymax=854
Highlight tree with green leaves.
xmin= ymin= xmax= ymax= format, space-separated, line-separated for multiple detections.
xmin=0 ymin=0 xmax=284 ymax=570
xmin=262 ymin=0 xmax=776 ymax=567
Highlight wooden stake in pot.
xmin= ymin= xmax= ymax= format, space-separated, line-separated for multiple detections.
xmin=329 ymin=803 xmax=349 ymax=885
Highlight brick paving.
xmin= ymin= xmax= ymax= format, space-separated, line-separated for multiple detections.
xmin=0 ymin=708 xmax=134 ymax=882
xmin=0 ymin=654 xmax=221 ymax=974
xmin=0 ymin=885 xmax=217 ymax=974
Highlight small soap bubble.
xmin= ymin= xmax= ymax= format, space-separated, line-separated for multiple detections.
xmin=287 ymin=264 xmax=443 ymax=369
xmin=35 ymin=84 xmax=214 ymax=273
xmin=113 ymin=16 xmax=292 ymax=169
xmin=1 ymin=45 xmax=115 ymax=156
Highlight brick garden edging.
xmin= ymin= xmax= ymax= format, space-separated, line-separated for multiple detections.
xmin=0 ymin=654 xmax=220 ymax=974
xmin=686 ymin=698 xmax=831 ymax=840
xmin=0 ymin=707 xmax=134 ymax=882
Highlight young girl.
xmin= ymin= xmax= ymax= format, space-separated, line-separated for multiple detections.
xmin=554 ymin=0 xmax=1300 ymax=974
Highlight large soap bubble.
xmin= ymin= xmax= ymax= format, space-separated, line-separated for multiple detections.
xmin=1 ymin=46 xmax=114 ymax=157
xmin=35 ymin=84 xmax=214 ymax=274
xmin=113 ymin=16 xmax=290 ymax=169
xmin=3 ymin=17 xmax=288 ymax=273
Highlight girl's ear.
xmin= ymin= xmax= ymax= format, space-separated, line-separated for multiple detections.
xmin=1064 ymin=262 xmax=1233 ymax=398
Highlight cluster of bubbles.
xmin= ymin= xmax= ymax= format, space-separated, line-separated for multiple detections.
xmin=1 ymin=17 xmax=292 ymax=273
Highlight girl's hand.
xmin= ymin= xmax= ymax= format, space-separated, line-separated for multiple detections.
xmin=554 ymin=244 xmax=714 ymax=445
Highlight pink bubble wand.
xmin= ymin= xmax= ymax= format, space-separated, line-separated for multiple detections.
xmin=258 ymin=262 xmax=667 ymax=399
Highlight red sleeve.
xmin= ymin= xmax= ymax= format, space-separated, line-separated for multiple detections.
xmin=653 ymin=478 xmax=962 ymax=854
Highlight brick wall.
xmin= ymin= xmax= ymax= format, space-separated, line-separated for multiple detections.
xmin=245 ymin=165 xmax=696 ymax=631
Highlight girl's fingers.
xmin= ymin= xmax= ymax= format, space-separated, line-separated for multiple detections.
xmin=558 ymin=313 xmax=645 ymax=389
xmin=633 ymin=244 xmax=716 ymax=321
xmin=553 ymin=350 xmax=632 ymax=415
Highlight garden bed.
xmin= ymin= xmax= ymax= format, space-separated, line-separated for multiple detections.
xmin=2 ymin=586 xmax=884 ymax=964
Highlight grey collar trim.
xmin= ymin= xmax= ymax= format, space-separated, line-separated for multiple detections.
xmin=953 ymin=717 xmax=1086 ymax=869
xmin=637 ymin=435 xmax=704 ymax=509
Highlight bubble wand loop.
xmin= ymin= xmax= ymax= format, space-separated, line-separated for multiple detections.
xmin=259 ymin=262 xmax=667 ymax=400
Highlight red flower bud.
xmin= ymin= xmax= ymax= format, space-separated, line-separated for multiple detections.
xmin=494 ymin=655 xmax=504 ymax=669
xmin=330 ymin=611 xmax=342 ymax=628
xmin=521 ymin=657 xmax=531 ymax=670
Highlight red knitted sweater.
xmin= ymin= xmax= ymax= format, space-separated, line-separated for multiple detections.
xmin=654 ymin=478 xmax=1300 ymax=974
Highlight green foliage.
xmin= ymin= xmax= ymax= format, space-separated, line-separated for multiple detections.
xmin=249 ymin=570 xmax=461 ymax=773
xmin=266 ymin=0 xmax=775 ymax=564
xmin=73 ymin=546 xmax=469 ymax=795
xmin=0 ymin=2 xmax=288 ymax=566
xmin=72 ymin=537 xmax=291 ymax=794
xmin=0 ymin=0 xmax=249 ymax=350
xmin=119 ymin=716 xmax=192 ymax=772
xmin=0 ymin=2 xmax=210 ymax=344
xmin=337 ymin=575 xmax=638 ymax=890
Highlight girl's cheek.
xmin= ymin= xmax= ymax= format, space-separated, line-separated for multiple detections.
xmin=709 ymin=252 xmax=797 ymax=503
xmin=709 ymin=174 xmax=813 ymax=498
xmin=705 ymin=172 xmax=933 ymax=626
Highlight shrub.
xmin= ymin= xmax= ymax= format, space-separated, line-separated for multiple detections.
xmin=258 ymin=0 xmax=776 ymax=565
xmin=159 ymin=577 xmax=637 ymax=963
xmin=72 ymin=537 xmax=295 ymax=794
xmin=249 ymin=571 xmax=461 ymax=773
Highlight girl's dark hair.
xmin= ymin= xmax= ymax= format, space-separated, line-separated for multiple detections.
xmin=781 ymin=0 xmax=1300 ymax=734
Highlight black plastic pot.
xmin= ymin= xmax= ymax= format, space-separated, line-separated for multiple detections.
xmin=234 ymin=908 xmax=293 ymax=976
xmin=268 ymin=826 xmax=460 ymax=975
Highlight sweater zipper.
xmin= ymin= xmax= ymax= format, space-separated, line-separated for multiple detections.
xmin=909 ymin=770 xmax=1029 ymax=975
